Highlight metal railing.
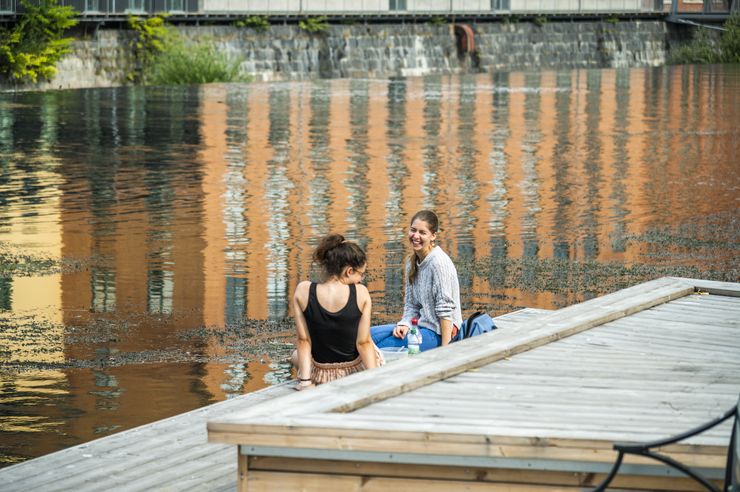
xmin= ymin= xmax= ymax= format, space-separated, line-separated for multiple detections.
xmin=0 ymin=0 xmax=709 ymax=17
xmin=593 ymin=397 xmax=739 ymax=492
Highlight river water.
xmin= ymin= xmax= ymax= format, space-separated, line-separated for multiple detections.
xmin=0 ymin=65 xmax=738 ymax=467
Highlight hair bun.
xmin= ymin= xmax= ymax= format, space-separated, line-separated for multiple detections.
xmin=313 ymin=234 xmax=345 ymax=263
xmin=312 ymin=233 xmax=367 ymax=279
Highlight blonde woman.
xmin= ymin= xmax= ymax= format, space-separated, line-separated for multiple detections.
xmin=372 ymin=210 xmax=463 ymax=351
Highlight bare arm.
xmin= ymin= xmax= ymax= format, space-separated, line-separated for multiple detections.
xmin=439 ymin=318 xmax=453 ymax=346
xmin=292 ymin=281 xmax=314 ymax=389
xmin=394 ymin=263 xmax=419 ymax=338
xmin=355 ymin=285 xmax=376 ymax=369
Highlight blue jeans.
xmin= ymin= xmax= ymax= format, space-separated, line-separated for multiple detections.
xmin=371 ymin=324 xmax=440 ymax=352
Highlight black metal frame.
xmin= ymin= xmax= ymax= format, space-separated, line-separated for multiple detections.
xmin=593 ymin=397 xmax=739 ymax=492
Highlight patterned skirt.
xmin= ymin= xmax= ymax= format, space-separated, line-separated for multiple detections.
xmin=311 ymin=346 xmax=385 ymax=385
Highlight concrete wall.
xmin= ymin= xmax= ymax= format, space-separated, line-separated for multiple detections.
xmin=0 ymin=20 xmax=669 ymax=91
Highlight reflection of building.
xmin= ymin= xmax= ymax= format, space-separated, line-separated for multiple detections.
xmin=0 ymin=98 xmax=67 ymax=464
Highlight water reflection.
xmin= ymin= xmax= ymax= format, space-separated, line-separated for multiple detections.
xmin=0 ymin=65 xmax=739 ymax=467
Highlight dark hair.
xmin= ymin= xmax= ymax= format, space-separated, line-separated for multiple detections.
xmin=313 ymin=234 xmax=367 ymax=279
xmin=407 ymin=210 xmax=439 ymax=285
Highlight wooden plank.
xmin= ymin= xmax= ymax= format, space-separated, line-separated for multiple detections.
xmin=215 ymin=417 xmax=729 ymax=464
xmin=620 ymin=304 xmax=740 ymax=325
xmin=243 ymin=469 xmax=720 ymax=491
xmin=249 ymin=455 xmax=720 ymax=491
xmin=178 ymin=460 xmax=235 ymax=491
xmin=110 ymin=446 xmax=235 ymax=491
xmin=8 ymin=421 xmax=226 ymax=490
xmin=491 ymin=307 xmax=553 ymax=324
xmin=238 ymin=448 xmax=248 ymax=492
xmin=592 ymin=322 xmax=740 ymax=345
xmin=672 ymin=294 xmax=740 ymax=309
xmin=671 ymin=277 xmax=740 ymax=297
xmin=635 ymin=304 xmax=740 ymax=323
xmin=354 ymin=407 xmax=735 ymax=440
xmin=361 ymin=395 xmax=738 ymax=420
xmin=472 ymin=355 xmax=740 ymax=373
xmin=319 ymin=411 xmax=735 ymax=441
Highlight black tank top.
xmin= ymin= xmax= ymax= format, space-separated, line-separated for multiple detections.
xmin=303 ymin=282 xmax=361 ymax=363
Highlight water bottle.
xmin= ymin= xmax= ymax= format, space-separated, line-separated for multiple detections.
xmin=407 ymin=318 xmax=421 ymax=356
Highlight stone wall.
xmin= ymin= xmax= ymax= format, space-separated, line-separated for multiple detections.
xmin=1 ymin=20 xmax=670 ymax=91
xmin=474 ymin=21 xmax=667 ymax=69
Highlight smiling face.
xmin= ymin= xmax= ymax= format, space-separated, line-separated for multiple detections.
xmin=408 ymin=218 xmax=437 ymax=258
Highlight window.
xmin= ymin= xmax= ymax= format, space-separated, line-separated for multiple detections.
xmin=390 ymin=0 xmax=406 ymax=11
xmin=85 ymin=0 xmax=101 ymax=12
xmin=166 ymin=0 xmax=184 ymax=11
xmin=0 ymin=0 xmax=14 ymax=12
xmin=91 ymin=268 xmax=116 ymax=313
xmin=127 ymin=0 xmax=144 ymax=12
xmin=491 ymin=0 xmax=510 ymax=9
xmin=147 ymin=269 xmax=173 ymax=315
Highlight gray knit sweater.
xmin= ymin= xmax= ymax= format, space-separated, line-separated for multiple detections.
xmin=399 ymin=246 xmax=463 ymax=335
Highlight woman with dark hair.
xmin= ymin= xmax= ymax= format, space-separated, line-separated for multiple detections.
xmin=372 ymin=210 xmax=463 ymax=351
xmin=293 ymin=234 xmax=378 ymax=391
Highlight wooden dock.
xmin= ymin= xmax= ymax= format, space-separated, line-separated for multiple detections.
xmin=208 ymin=277 xmax=740 ymax=491
xmin=0 ymin=305 xmax=550 ymax=491
xmin=0 ymin=376 xmax=295 ymax=491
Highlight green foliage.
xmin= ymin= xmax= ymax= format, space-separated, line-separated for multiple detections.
xmin=0 ymin=0 xmax=77 ymax=83
xmin=127 ymin=15 xmax=247 ymax=85
xmin=429 ymin=16 xmax=446 ymax=26
xmin=298 ymin=16 xmax=329 ymax=34
xmin=234 ymin=15 xmax=270 ymax=32
xmin=127 ymin=14 xmax=173 ymax=82
xmin=532 ymin=15 xmax=548 ymax=27
xmin=669 ymin=15 xmax=740 ymax=65
xmin=668 ymin=27 xmax=720 ymax=64
xmin=604 ymin=15 xmax=620 ymax=24
xmin=719 ymin=13 xmax=740 ymax=63
xmin=143 ymin=36 xmax=250 ymax=85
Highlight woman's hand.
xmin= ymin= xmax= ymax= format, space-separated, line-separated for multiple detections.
xmin=392 ymin=324 xmax=409 ymax=338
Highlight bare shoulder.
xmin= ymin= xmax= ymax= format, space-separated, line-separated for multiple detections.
xmin=355 ymin=283 xmax=371 ymax=306
xmin=294 ymin=280 xmax=312 ymax=301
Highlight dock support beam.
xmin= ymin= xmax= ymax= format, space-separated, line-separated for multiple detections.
xmin=238 ymin=449 xmax=249 ymax=492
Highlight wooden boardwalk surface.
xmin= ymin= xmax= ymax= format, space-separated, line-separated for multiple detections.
xmin=209 ymin=277 xmax=740 ymax=491
xmin=0 ymin=378 xmax=295 ymax=492
xmin=0 ymin=308 xmax=551 ymax=491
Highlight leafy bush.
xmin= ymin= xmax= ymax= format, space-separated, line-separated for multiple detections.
xmin=235 ymin=15 xmax=270 ymax=32
xmin=668 ymin=27 xmax=720 ymax=64
xmin=719 ymin=13 xmax=740 ymax=63
xmin=128 ymin=16 xmax=247 ymax=85
xmin=0 ymin=0 xmax=77 ymax=83
xmin=144 ymin=36 xmax=249 ymax=85
xmin=127 ymin=14 xmax=173 ymax=82
xmin=669 ymin=14 xmax=740 ymax=65
xmin=299 ymin=16 xmax=329 ymax=34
